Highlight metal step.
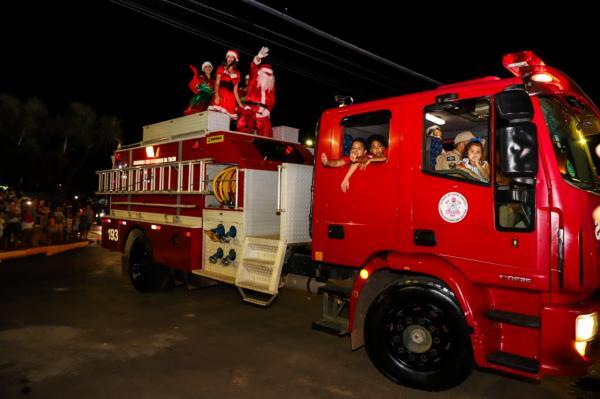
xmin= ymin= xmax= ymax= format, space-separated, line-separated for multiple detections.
xmin=318 ymin=284 xmax=352 ymax=298
xmin=487 ymin=351 xmax=540 ymax=374
xmin=484 ymin=310 xmax=541 ymax=328
xmin=238 ymin=287 xmax=277 ymax=307
xmin=242 ymin=258 xmax=276 ymax=268
xmin=312 ymin=319 xmax=349 ymax=337
xmin=312 ymin=283 xmax=351 ymax=337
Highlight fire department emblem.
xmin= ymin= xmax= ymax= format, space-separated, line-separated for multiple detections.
xmin=438 ymin=192 xmax=468 ymax=223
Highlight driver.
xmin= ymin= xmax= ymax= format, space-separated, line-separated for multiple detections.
xmin=435 ymin=131 xmax=476 ymax=170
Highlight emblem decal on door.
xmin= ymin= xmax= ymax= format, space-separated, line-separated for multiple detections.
xmin=438 ymin=192 xmax=468 ymax=223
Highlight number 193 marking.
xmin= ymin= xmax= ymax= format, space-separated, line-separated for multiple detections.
xmin=107 ymin=228 xmax=119 ymax=242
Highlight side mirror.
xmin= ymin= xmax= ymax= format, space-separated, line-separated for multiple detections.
xmin=497 ymin=122 xmax=538 ymax=178
xmin=496 ymin=89 xmax=538 ymax=179
xmin=496 ymin=90 xmax=534 ymax=122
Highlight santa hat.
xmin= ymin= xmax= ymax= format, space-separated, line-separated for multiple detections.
xmin=259 ymin=63 xmax=273 ymax=75
xmin=201 ymin=61 xmax=213 ymax=70
xmin=225 ymin=50 xmax=239 ymax=62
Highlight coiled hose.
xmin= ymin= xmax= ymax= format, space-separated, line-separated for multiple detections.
xmin=212 ymin=167 xmax=237 ymax=205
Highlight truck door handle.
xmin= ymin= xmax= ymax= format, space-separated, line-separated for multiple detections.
xmin=414 ymin=230 xmax=436 ymax=247
xmin=328 ymin=224 xmax=344 ymax=240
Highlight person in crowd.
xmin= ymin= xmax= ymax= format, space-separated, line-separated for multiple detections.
xmin=65 ymin=206 xmax=74 ymax=243
xmin=0 ymin=200 xmax=21 ymax=249
xmin=37 ymin=200 xmax=50 ymax=230
xmin=80 ymin=204 xmax=95 ymax=241
xmin=55 ymin=206 xmax=65 ymax=242
xmin=73 ymin=210 xmax=81 ymax=240
xmin=47 ymin=213 xmax=58 ymax=245
xmin=208 ymin=50 xmax=244 ymax=121
xmin=0 ymin=210 xmax=5 ymax=242
xmin=20 ymin=200 xmax=34 ymax=247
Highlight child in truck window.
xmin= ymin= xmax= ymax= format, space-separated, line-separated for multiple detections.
xmin=359 ymin=134 xmax=388 ymax=170
xmin=321 ymin=138 xmax=367 ymax=192
xmin=426 ymin=125 xmax=445 ymax=169
xmin=457 ymin=139 xmax=490 ymax=182
xmin=341 ymin=135 xmax=388 ymax=192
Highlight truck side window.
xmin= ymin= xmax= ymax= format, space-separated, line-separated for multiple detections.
xmin=341 ymin=110 xmax=391 ymax=159
xmin=422 ymin=98 xmax=490 ymax=184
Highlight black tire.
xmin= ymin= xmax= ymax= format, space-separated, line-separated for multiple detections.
xmin=127 ymin=235 xmax=172 ymax=292
xmin=364 ymin=282 xmax=473 ymax=391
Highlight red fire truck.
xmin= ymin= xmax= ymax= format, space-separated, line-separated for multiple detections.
xmin=97 ymin=51 xmax=600 ymax=390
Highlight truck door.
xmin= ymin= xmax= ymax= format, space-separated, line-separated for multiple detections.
xmin=313 ymin=108 xmax=400 ymax=267
xmin=412 ymin=95 xmax=549 ymax=291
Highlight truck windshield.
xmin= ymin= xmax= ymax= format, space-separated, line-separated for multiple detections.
xmin=539 ymin=95 xmax=600 ymax=191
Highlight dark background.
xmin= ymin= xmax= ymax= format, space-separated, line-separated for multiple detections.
xmin=0 ymin=0 xmax=597 ymax=193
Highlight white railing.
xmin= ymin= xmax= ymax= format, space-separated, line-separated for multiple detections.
xmin=96 ymin=158 xmax=212 ymax=195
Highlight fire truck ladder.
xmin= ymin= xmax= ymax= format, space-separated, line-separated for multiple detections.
xmin=96 ymin=158 xmax=214 ymax=195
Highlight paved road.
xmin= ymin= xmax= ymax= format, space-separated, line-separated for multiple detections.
xmin=0 ymin=246 xmax=598 ymax=398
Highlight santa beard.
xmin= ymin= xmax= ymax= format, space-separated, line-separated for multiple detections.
xmin=257 ymin=71 xmax=275 ymax=92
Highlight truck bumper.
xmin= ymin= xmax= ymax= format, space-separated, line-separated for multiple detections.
xmin=541 ymin=298 xmax=600 ymax=376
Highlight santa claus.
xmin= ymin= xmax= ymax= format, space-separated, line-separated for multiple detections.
xmin=237 ymin=47 xmax=275 ymax=137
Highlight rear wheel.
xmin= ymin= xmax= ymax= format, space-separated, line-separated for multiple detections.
xmin=364 ymin=282 xmax=473 ymax=391
xmin=127 ymin=234 xmax=172 ymax=292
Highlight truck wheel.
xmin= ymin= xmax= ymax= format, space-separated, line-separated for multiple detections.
xmin=364 ymin=283 xmax=473 ymax=391
xmin=127 ymin=235 xmax=172 ymax=292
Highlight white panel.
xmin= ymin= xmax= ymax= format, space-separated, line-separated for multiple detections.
xmin=142 ymin=111 xmax=230 ymax=142
xmin=272 ymin=126 xmax=299 ymax=143
xmin=243 ymin=170 xmax=280 ymax=238
xmin=280 ymin=164 xmax=313 ymax=244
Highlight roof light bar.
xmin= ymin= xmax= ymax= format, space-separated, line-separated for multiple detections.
xmin=502 ymin=51 xmax=545 ymax=78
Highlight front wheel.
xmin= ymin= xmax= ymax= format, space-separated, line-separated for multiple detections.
xmin=127 ymin=235 xmax=172 ymax=292
xmin=364 ymin=282 xmax=473 ymax=391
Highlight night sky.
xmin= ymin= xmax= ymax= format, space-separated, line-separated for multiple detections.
xmin=1 ymin=0 xmax=598 ymax=146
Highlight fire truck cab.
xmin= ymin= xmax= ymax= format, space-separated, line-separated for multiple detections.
xmin=311 ymin=51 xmax=600 ymax=389
xmin=98 ymin=51 xmax=600 ymax=391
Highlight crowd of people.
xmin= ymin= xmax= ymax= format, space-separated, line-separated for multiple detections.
xmin=184 ymin=46 xmax=276 ymax=137
xmin=0 ymin=189 xmax=97 ymax=251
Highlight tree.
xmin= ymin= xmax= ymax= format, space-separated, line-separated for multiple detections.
xmin=0 ymin=93 xmax=122 ymax=197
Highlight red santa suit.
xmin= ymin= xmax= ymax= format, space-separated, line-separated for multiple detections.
xmin=237 ymin=59 xmax=275 ymax=137
xmin=208 ymin=66 xmax=240 ymax=119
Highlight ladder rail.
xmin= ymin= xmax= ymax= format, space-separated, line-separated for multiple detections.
xmin=95 ymin=158 xmax=219 ymax=195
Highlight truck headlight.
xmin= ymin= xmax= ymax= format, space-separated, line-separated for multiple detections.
xmin=576 ymin=312 xmax=599 ymax=342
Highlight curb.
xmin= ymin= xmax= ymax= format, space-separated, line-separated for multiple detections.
xmin=0 ymin=241 xmax=91 ymax=262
